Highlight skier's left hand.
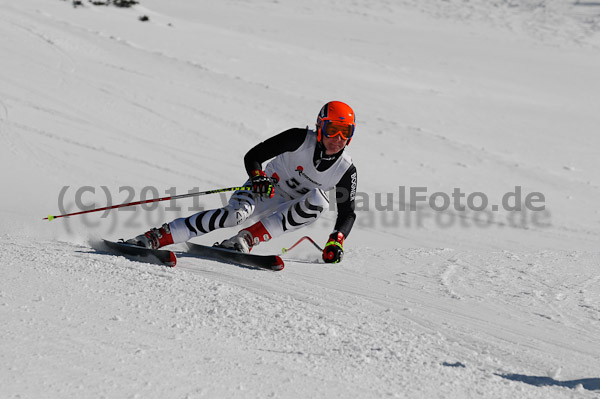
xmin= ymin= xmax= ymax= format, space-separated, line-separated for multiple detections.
xmin=323 ymin=231 xmax=344 ymax=264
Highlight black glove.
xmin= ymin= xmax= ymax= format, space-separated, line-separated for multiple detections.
xmin=250 ymin=170 xmax=275 ymax=199
xmin=323 ymin=231 xmax=345 ymax=264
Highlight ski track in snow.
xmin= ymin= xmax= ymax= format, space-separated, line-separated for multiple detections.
xmin=0 ymin=236 xmax=598 ymax=397
xmin=1 ymin=0 xmax=600 ymax=398
xmin=2 ymin=238 xmax=600 ymax=398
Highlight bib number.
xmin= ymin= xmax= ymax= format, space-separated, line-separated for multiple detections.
xmin=285 ymin=178 xmax=310 ymax=195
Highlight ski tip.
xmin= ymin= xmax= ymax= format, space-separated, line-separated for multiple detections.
xmin=272 ymin=256 xmax=284 ymax=271
xmin=166 ymin=251 xmax=177 ymax=267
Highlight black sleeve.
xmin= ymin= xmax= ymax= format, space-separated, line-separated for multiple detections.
xmin=244 ymin=128 xmax=307 ymax=177
xmin=333 ymin=164 xmax=357 ymax=238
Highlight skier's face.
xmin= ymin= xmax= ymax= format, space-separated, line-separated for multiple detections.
xmin=322 ymin=133 xmax=348 ymax=155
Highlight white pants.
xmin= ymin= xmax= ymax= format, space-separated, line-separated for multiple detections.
xmin=168 ymin=184 xmax=329 ymax=244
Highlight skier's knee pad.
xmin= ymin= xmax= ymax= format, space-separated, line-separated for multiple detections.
xmin=262 ymin=189 xmax=329 ymax=236
xmin=228 ymin=190 xmax=255 ymax=220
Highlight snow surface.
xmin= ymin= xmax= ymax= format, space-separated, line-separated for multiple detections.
xmin=1 ymin=0 xmax=599 ymax=398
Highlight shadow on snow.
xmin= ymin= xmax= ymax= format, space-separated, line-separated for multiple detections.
xmin=497 ymin=373 xmax=600 ymax=391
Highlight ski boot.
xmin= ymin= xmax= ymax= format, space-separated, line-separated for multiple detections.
xmin=126 ymin=223 xmax=174 ymax=249
xmin=218 ymin=222 xmax=271 ymax=253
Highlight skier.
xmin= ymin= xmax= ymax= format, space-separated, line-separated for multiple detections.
xmin=126 ymin=101 xmax=358 ymax=264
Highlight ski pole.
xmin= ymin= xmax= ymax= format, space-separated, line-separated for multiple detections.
xmin=281 ymin=236 xmax=323 ymax=254
xmin=44 ymin=185 xmax=251 ymax=221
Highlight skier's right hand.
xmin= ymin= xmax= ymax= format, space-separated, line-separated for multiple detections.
xmin=250 ymin=170 xmax=275 ymax=199
xmin=323 ymin=231 xmax=345 ymax=264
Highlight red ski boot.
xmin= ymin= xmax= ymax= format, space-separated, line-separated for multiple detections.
xmin=126 ymin=223 xmax=174 ymax=249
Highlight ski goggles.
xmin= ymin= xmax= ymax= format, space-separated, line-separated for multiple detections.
xmin=321 ymin=121 xmax=355 ymax=140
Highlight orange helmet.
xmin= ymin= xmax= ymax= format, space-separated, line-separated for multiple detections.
xmin=316 ymin=101 xmax=356 ymax=145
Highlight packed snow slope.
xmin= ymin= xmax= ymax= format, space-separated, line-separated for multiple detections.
xmin=1 ymin=1 xmax=599 ymax=398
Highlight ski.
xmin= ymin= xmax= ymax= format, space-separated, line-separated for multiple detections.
xmin=185 ymin=243 xmax=284 ymax=271
xmin=103 ymin=239 xmax=177 ymax=267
